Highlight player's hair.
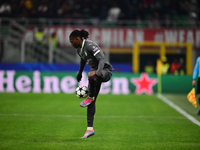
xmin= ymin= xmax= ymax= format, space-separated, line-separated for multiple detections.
xmin=69 ymin=29 xmax=89 ymax=40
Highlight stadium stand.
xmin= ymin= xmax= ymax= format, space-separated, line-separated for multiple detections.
xmin=0 ymin=0 xmax=199 ymax=27
xmin=0 ymin=0 xmax=199 ymax=71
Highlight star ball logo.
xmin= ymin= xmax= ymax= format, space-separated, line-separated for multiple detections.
xmin=131 ymin=73 xmax=158 ymax=95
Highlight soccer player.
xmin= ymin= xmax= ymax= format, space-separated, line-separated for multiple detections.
xmin=192 ymin=56 xmax=200 ymax=115
xmin=69 ymin=29 xmax=114 ymax=138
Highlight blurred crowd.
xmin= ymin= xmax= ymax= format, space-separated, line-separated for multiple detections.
xmin=144 ymin=57 xmax=186 ymax=75
xmin=0 ymin=0 xmax=198 ymax=23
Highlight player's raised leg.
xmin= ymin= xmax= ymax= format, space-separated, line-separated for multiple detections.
xmin=80 ymin=71 xmax=97 ymax=107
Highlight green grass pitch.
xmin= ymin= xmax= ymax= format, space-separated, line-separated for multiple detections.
xmin=0 ymin=93 xmax=200 ymax=150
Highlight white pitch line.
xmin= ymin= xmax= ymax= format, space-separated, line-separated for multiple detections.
xmin=0 ymin=114 xmax=86 ymax=118
xmin=157 ymin=93 xmax=200 ymax=127
xmin=0 ymin=113 xmax=185 ymax=119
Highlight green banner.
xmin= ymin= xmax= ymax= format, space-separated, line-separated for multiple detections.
xmin=0 ymin=70 xmax=192 ymax=94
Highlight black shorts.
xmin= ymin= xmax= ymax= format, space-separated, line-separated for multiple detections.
xmin=197 ymin=78 xmax=200 ymax=94
xmin=99 ymin=68 xmax=112 ymax=82
xmin=88 ymin=68 xmax=112 ymax=97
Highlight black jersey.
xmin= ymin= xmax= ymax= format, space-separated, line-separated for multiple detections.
xmin=76 ymin=39 xmax=114 ymax=76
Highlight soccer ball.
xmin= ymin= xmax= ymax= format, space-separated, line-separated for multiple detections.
xmin=75 ymin=85 xmax=89 ymax=98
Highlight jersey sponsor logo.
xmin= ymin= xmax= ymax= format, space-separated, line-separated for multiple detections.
xmin=86 ymin=58 xmax=93 ymax=65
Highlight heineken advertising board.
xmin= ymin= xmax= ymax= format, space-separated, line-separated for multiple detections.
xmin=0 ymin=70 xmax=192 ymax=94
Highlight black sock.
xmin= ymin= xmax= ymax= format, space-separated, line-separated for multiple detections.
xmin=88 ymin=78 xmax=97 ymax=97
xmin=87 ymin=104 xmax=96 ymax=127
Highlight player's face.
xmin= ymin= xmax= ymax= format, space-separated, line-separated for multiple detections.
xmin=70 ymin=37 xmax=81 ymax=48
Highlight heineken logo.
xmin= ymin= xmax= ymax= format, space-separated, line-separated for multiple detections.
xmin=0 ymin=70 xmax=134 ymax=94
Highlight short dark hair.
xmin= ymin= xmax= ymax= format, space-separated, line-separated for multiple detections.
xmin=69 ymin=29 xmax=89 ymax=39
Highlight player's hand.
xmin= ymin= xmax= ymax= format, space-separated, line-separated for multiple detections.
xmin=89 ymin=74 xmax=99 ymax=81
xmin=192 ymin=79 xmax=196 ymax=87
xmin=88 ymin=70 xmax=97 ymax=79
xmin=88 ymin=70 xmax=102 ymax=79
xmin=76 ymin=72 xmax=82 ymax=82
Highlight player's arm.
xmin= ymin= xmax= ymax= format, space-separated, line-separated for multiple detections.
xmin=79 ymin=58 xmax=86 ymax=74
xmin=95 ymin=54 xmax=105 ymax=76
xmin=88 ymin=45 xmax=105 ymax=76
xmin=88 ymin=56 xmax=104 ymax=78
xmin=76 ymin=51 xmax=86 ymax=74
xmin=192 ymin=57 xmax=200 ymax=87
xmin=76 ymin=52 xmax=86 ymax=82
